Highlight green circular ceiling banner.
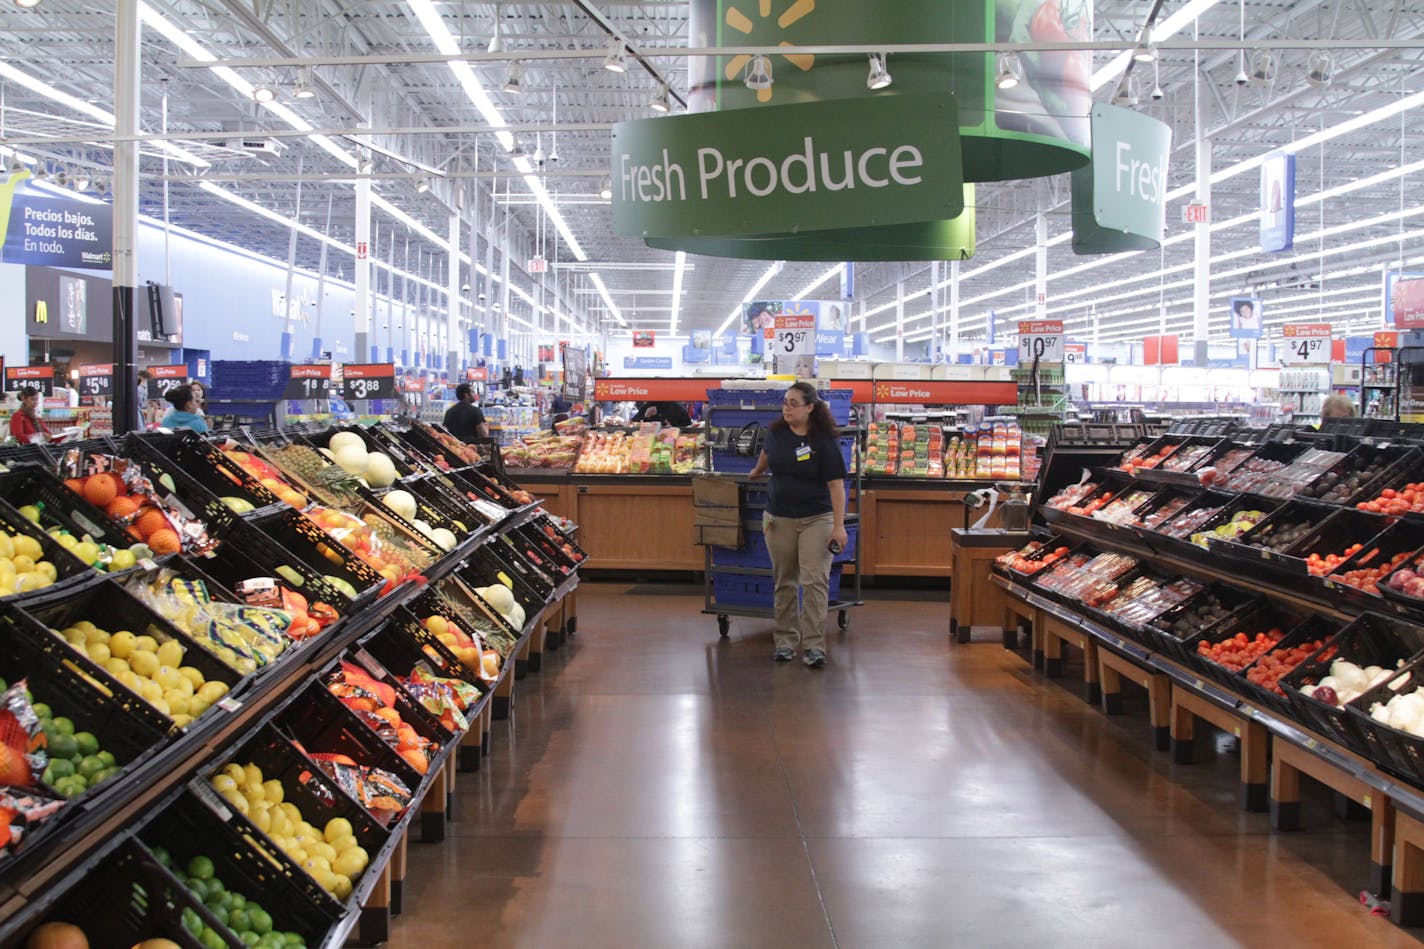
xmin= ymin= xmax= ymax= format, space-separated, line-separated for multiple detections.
xmin=687 ymin=0 xmax=1093 ymax=182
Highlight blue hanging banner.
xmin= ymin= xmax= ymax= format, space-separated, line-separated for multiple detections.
xmin=1259 ymin=151 xmax=1296 ymax=253
xmin=623 ymin=356 xmax=674 ymax=370
xmin=0 ymin=176 xmax=114 ymax=269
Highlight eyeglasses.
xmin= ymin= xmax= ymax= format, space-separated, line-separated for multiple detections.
xmin=782 ymin=399 xmax=807 ymax=408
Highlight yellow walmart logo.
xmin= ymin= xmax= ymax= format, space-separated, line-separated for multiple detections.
xmin=723 ymin=0 xmax=816 ymax=103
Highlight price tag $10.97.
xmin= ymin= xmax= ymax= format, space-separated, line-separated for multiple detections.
xmin=1018 ymin=332 xmax=1063 ymax=363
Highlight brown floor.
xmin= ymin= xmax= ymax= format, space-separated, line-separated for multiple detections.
xmin=385 ymin=582 xmax=1423 ymax=948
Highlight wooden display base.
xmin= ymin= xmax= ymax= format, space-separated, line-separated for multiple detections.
xmin=1392 ymin=808 xmax=1424 ymax=925
xmin=1041 ymin=613 xmax=1100 ymax=704
xmin=1271 ymin=737 xmax=1394 ymax=897
xmin=1004 ymin=596 xmax=1036 ymax=658
xmin=1170 ymin=685 xmax=1269 ymax=812
xmin=948 ymin=530 xmax=1028 ymax=643
xmin=420 ymin=759 xmax=451 ymax=843
xmin=390 ymin=831 xmax=408 ymax=915
xmin=1097 ymin=647 xmax=1172 ymax=751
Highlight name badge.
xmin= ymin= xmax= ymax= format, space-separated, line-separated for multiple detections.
xmin=795 ymin=443 xmax=812 ymax=462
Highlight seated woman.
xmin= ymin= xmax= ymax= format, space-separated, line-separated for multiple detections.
xmin=160 ymin=384 xmax=209 ymax=434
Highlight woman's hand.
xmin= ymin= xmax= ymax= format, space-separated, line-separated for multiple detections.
xmin=830 ymin=526 xmax=848 ymax=550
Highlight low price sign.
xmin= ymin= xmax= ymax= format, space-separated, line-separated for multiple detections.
xmin=773 ymin=312 xmax=816 ymax=356
xmin=340 ymin=364 xmax=397 ymax=401
xmin=1017 ymin=320 xmax=1064 ymax=363
xmin=1282 ymin=323 xmax=1332 ymax=364
xmin=4 ymin=365 xmax=53 ymax=396
xmin=78 ymin=363 xmax=113 ymax=400
xmin=284 ymin=364 xmax=333 ymax=400
xmin=146 ymin=364 xmax=188 ymax=400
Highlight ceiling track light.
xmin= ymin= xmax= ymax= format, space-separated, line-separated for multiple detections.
xmin=995 ymin=52 xmax=1023 ymax=91
xmin=416 ymin=177 xmax=430 ymax=194
xmin=1306 ymin=50 xmax=1335 ymax=87
xmin=1249 ymin=49 xmax=1277 ymax=84
xmin=292 ymin=65 xmax=316 ymax=100
xmin=866 ymin=52 xmax=892 ymax=90
xmin=252 ymin=83 xmax=277 ymax=103
xmin=744 ymin=54 xmax=773 ymax=91
xmin=649 ymin=81 xmax=671 ymax=112
xmin=503 ymin=61 xmax=523 ymax=94
xmin=1132 ymin=42 xmax=1157 ymax=64
xmin=603 ymin=39 xmax=628 ymax=73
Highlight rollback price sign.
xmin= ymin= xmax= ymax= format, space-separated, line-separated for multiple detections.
xmin=1282 ymin=323 xmax=1332 ymax=365
xmin=284 ymin=364 xmax=333 ymax=400
xmin=340 ymin=364 xmax=397 ymax=401
xmin=1017 ymin=320 xmax=1064 ymax=363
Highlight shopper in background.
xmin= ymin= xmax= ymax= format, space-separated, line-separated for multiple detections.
xmin=443 ymin=383 xmax=489 ymax=443
xmin=160 ymin=384 xmax=209 ymax=434
xmin=635 ymin=400 xmax=692 ymax=428
xmin=51 ymin=379 xmax=80 ymax=409
xmin=9 ymin=386 xmax=51 ymax=443
xmin=747 ymin=381 xmax=848 ymax=668
xmin=190 ymin=380 xmax=207 ymax=415
xmin=549 ymin=390 xmax=572 ymax=430
xmin=1321 ymin=394 xmax=1356 ymax=418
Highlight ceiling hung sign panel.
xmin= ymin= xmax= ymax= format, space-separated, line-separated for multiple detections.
xmin=617 ymin=0 xmax=1095 ymax=261
xmin=1259 ymin=151 xmax=1297 ymax=253
xmin=1071 ymin=104 xmax=1172 ymax=255
xmin=0 ymin=171 xmax=113 ymax=269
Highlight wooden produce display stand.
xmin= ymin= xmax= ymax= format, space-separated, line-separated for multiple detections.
xmin=948 ymin=528 xmax=1030 ymax=643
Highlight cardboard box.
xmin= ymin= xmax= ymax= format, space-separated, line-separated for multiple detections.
xmin=694 ymin=524 xmax=743 ymax=547
xmin=694 ymin=504 xmax=741 ymax=527
xmin=692 ymin=475 xmax=741 ymax=509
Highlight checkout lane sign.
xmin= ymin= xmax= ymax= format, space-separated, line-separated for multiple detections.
xmin=1017 ymin=320 xmax=1064 ymax=363
xmin=1282 ymin=323 xmax=1332 ymax=364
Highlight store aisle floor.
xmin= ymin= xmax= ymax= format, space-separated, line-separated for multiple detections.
xmin=386 ymin=583 xmax=1422 ymax=949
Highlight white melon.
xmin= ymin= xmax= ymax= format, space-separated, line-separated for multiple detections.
xmin=365 ymin=452 xmax=398 ymax=488
xmin=329 ymin=431 xmax=366 ymax=454
xmin=382 ymin=489 xmax=418 ymax=522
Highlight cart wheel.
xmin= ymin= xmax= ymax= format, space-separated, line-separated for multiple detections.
xmin=837 ymin=610 xmax=849 ymax=629
xmin=718 ymin=615 xmax=730 ymax=637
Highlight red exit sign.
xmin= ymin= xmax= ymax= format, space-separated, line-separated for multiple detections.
xmin=1183 ymin=204 xmax=1210 ymax=225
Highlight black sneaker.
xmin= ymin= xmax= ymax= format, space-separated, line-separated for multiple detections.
xmin=803 ymin=648 xmax=827 ymax=668
xmin=773 ymin=647 xmax=795 ymax=662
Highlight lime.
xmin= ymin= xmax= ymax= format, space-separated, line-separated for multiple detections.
xmin=92 ymin=766 xmax=120 ymax=785
xmin=73 ymin=731 xmax=99 ymax=757
xmin=227 ymin=908 xmax=251 ymax=933
xmin=241 ymin=933 xmax=260 ymax=947
xmin=150 ymin=845 xmax=172 ymax=868
xmin=40 ymin=766 xmax=54 ymax=786
xmin=46 ymin=758 xmax=75 ymax=780
xmin=228 ymin=893 xmax=245 ymax=911
xmin=187 ymin=854 xmax=216 ymax=881
xmin=50 ymin=716 xmax=75 ymax=736
xmin=204 ymin=903 xmax=229 ymax=928
xmin=200 ymin=927 xmax=229 ymax=949
xmin=185 ymin=878 xmax=206 ymax=896
xmin=77 ymin=755 xmax=106 ymax=779
xmin=97 ymin=750 xmax=116 ymax=768
xmin=56 ymin=775 xmax=85 ymax=798
xmin=182 ymin=906 xmax=204 ymax=937
xmin=246 ymin=907 xmax=272 ymax=936
xmin=282 ymin=932 xmax=305 ymax=947
xmin=205 ymin=890 xmax=232 ymax=914
xmin=30 ymin=702 xmax=51 ymax=720
xmin=47 ymin=734 xmax=78 ymax=760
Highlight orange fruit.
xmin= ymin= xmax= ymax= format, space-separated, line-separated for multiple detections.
xmin=105 ymin=473 xmax=128 ymax=497
xmin=135 ymin=508 xmax=169 ymax=539
xmin=398 ymin=747 xmax=428 ymax=775
xmin=147 ymin=528 xmax=182 ymax=555
xmin=63 ymin=477 xmax=85 ymax=496
xmin=82 ymin=474 xmax=117 ymax=507
xmin=106 ymin=496 xmax=140 ymax=520
xmin=372 ymin=706 xmax=401 ymax=727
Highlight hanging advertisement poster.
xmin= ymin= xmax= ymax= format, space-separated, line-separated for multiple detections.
xmin=1259 ymin=151 xmax=1296 ymax=252
xmin=0 ymin=174 xmax=113 ymax=270
xmin=1229 ymin=297 xmax=1264 ymax=339
xmin=1385 ymin=271 xmax=1424 ymax=329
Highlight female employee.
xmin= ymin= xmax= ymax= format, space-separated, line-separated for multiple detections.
xmin=160 ymin=384 xmax=209 ymax=434
xmin=747 ymin=381 xmax=848 ymax=668
xmin=9 ymin=387 xmax=51 ymax=443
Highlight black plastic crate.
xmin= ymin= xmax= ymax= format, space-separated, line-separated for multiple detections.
xmin=1344 ymin=660 xmax=1424 ymax=782
xmin=0 ymin=464 xmax=130 ymax=550
xmin=1144 ymin=584 xmax=1257 ymax=658
xmin=1178 ymin=600 xmax=1307 ymax=693
xmin=0 ymin=497 xmax=95 ymax=598
xmin=138 ymin=790 xmax=335 ymax=947
xmin=252 ymin=508 xmax=385 ymax=603
xmin=1281 ymin=612 xmax=1424 ymax=753
xmin=188 ymin=515 xmax=357 ymax=616
xmin=361 ymin=608 xmax=487 ymax=693
xmin=134 ymin=432 xmax=286 ymax=511
xmin=395 ymin=474 xmax=484 ymax=530
xmin=0 ymin=444 xmax=54 ymax=466
xmin=1319 ymin=519 xmax=1424 ymax=604
xmin=124 ymin=432 xmax=276 ymax=520
xmin=299 ymin=426 xmax=420 ymax=480
xmin=1231 ymin=615 xmax=1342 ymax=718
xmin=12 ymin=577 xmax=246 ymax=731
xmin=1293 ymin=442 xmax=1420 ymax=506
xmin=361 ymin=483 xmax=462 ymax=541
xmin=456 ymin=545 xmax=545 ymax=636
xmin=524 ymin=512 xmax=588 ymax=569
xmin=1216 ymin=440 xmax=1312 ymax=494
xmin=489 ymin=531 xmax=561 ymax=597
xmin=0 ymin=626 xmax=167 ymax=818
xmin=195 ymin=720 xmax=391 ymax=919
xmin=276 ymin=678 xmax=426 ymax=802
xmin=38 ymin=839 xmax=242 ymax=949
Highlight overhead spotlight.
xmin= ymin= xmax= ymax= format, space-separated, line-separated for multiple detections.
xmin=1111 ymin=76 xmax=1141 ymax=107
xmin=532 ymin=141 xmax=545 ymax=164
xmin=293 ymin=66 xmax=316 ymax=99
xmin=31 ymin=166 xmax=47 ymax=180
xmin=995 ymin=52 xmax=1022 ymax=90
xmin=13 ymin=0 xmax=41 ymax=8
xmin=94 ymin=177 xmax=108 ymax=194
xmin=502 ymin=61 xmax=523 ymax=94
xmin=548 ymin=145 xmax=561 ymax=162
xmin=1249 ymin=49 xmax=1277 ymax=84
xmin=73 ymin=174 xmax=90 ymax=191
xmin=649 ymin=82 xmax=671 ymax=112
xmin=252 ymin=84 xmax=277 ymax=103
xmin=54 ymin=168 xmax=68 ymax=187
xmin=487 ymin=25 xmax=503 ymax=54
xmin=866 ymin=52 xmax=892 ymax=90
xmin=1132 ymin=42 xmax=1157 ymax=64
xmin=509 ymin=136 xmax=527 ymax=159
xmin=603 ymin=39 xmax=628 ymax=73
xmin=416 ymin=177 xmax=430 ymax=194
xmin=358 ymin=157 xmax=374 ymax=175
xmin=744 ymin=54 xmax=773 ymax=91
xmin=1306 ymin=49 xmax=1335 ymax=87
xmin=598 ymin=178 xmax=612 ymax=200
xmin=1151 ymin=82 xmax=1164 ymax=100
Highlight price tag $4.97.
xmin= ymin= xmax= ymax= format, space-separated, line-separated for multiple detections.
xmin=1291 ymin=337 xmax=1330 ymax=364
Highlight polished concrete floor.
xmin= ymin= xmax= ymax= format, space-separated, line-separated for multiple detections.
xmin=387 ymin=582 xmax=1423 ymax=948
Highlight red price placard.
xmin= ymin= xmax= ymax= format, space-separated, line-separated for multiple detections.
xmin=284 ymin=364 xmax=333 ymax=400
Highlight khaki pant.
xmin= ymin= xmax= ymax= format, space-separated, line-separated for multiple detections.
xmin=762 ymin=511 xmax=835 ymax=652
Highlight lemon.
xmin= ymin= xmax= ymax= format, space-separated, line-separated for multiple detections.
xmin=150 ymin=695 xmax=170 ymax=716
xmin=328 ymin=834 xmax=357 ymax=854
xmin=129 ymin=650 xmax=160 ymax=677
xmin=153 ymin=666 xmax=183 ymax=691
xmin=211 ymin=773 xmax=238 ymax=794
xmin=104 ymin=656 xmax=130 ymax=677
xmin=34 ymin=561 xmax=56 ymax=581
xmin=54 ymin=533 xmax=78 ymax=551
xmin=179 ymin=666 xmax=205 ymax=688
xmin=12 ymin=535 xmax=41 ymax=560
xmin=0 ymin=559 xmax=16 ymax=578
xmin=333 ymin=847 xmax=367 ymax=878
xmin=197 ymin=681 xmax=229 ymax=703
xmin=12 ymin=572 xmax=42 ymax=593
xmin=188 ymin=698 xmax=210 ymax=718
xmin=71 ymin=542 xmax=99 ymax=565
xmin=138 ymin=679 xmax=163 ymax=703
xmin=156 ymin=639 xmax=184 ymax=667
xmin=332 ymin=874 xmax=354 ymax=899
xmin=251 ymin=807 xmax=272 ymax=835
xmin=171 ymin=713 xmax=193 ymax=728
xmin=165 ymin=693 xmax=191 ymax=716
xmin=117 ymin=670 xmax=141 ymax=691
xmin=0 ymin=533 xmax=14 ymax=559
xmin=62 ymin=628 xmax=85 ymax=647
xmin=83 ymin=626 xmax=109 ymax=644
xmin=109 ymin=631 xmax=136 ymax=660
xmin=244 ymin=781 xmax=265 ymax=804
xmin=323 ymin=817 xmax=353 ymax=844
xmin=87 ymin=643 xmax=111 ymax=665
xmin=262 ymin=779 xmax=283 ymax=805
xmin=243 ymin=763 xmax=263 ymax=787
xmin=134 ymin=634 xmax=159 ymax=654
xmin=311 ymin=841 xmax=336 ymax=865
xmin=223 ymin=762 xmax=246 ymax=783
xmin=220 ymin=789 xmax=250 ymax=815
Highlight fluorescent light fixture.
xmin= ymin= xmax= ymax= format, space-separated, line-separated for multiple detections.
xmin=995 ymin=52 xmax=1022 ymax=90
xmin=867 ymin=53 xmax=892 ymax=90
xmin=1249 ymin=49 xmax=1276 ymax=84
xmin=588 ymin=273 xmax=626 ymax=327
xmin=650 ymin=82 xmax=671 ymax=113
xmin=793 ymin=264 xmax=843 ymax=300
xmin=603 ymin=39 xmax=628 ymax=73
xmin=292 ymin=66 xmax=316 ymax=99
xmin=13 ymin=0 xmax=41 ymax=9
xmin=1132 ymin=41 xmax=1157 ymax=64
xmin=251 ymin=84 xmax=277 ymax=103
xmin=599 ymin=178 xmax=612 ymax=200
xmin=669 ymin=251 xmax=686 ymax=334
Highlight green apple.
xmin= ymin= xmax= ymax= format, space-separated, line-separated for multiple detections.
xmin=220 ymin=496 xmax=255 ymax=515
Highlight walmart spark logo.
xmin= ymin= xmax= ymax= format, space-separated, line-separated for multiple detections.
xmin=723 ymin=0 xmax=816 ymax=103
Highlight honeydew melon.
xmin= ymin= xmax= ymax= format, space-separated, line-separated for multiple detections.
xmin=382 ymin=490 xmax=418 ymax=522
